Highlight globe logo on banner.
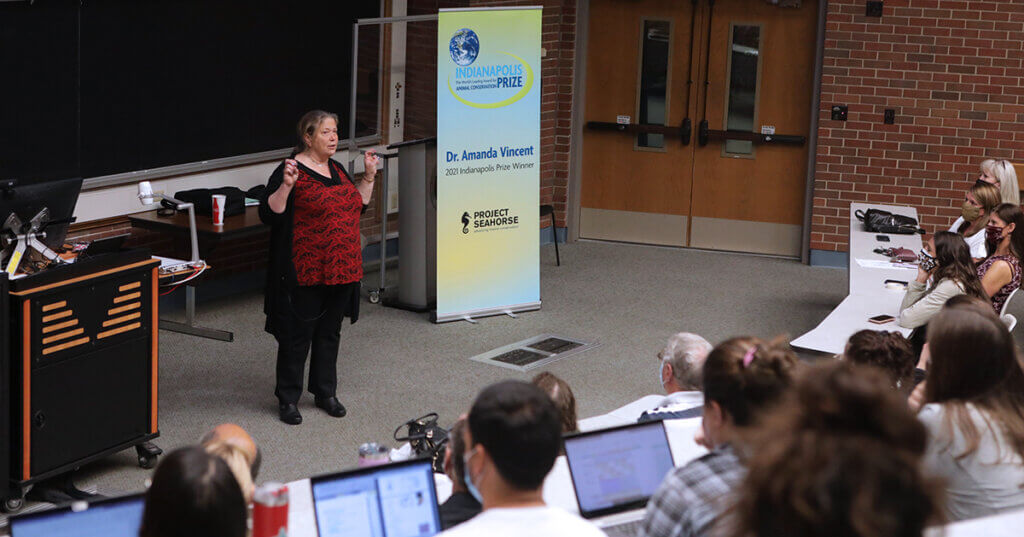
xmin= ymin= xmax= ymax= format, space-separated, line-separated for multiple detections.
xmin=449 ymin=28 xmax=479 ymax=66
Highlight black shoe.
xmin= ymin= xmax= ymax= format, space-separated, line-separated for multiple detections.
xmin=279 ymin=403 xmax=302 ymax=425
xmin=315 ymin=396 xmax=347 ymax=418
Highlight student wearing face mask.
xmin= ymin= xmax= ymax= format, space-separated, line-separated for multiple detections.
xmin=948 ymin=181 xmax=1001 ymax=261
xmin=978 ymin=158 xmax=1020 ymax=206
xmin=899 ymin=231 xmax=987 ymax=330
xmin=439 ymin=418 xmax=482 ymax=530
xmin=440 ymin=381 xmax=604 ymax=537
xmin=977 ymin=203 xmax=1024 ymax=314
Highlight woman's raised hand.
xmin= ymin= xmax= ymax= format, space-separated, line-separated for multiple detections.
xmin=283 ymin=158 xmax=299 ymax=187
xmin=363 ymin=150 xmax=379 ymax=180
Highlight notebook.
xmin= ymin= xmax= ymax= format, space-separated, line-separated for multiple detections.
xmin=563 ymin=420 xmax=676 ymax=536
xmin=9 ymin=493 xmax=145 ymax=537
xmin=311 ymin=458 xmax=441 ymax=537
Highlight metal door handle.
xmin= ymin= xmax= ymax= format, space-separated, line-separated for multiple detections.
xmin=698 ymin=120 xmax=805 ymax=146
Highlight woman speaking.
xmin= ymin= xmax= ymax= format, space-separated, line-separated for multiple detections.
xmin=259 ymin=110 xmax=377 ymax=425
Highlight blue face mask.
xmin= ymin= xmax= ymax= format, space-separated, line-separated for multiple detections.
xmin=462 ymin=448 xmax=483 ymax=504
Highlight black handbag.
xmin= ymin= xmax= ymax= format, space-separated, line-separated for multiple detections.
xmin=394 ymin=413 xmax=449 ymax=473
xmin=855 ymin=208 xmax=923 ymax=235
xmin=172 ymin=187 xmax=246 ymax=217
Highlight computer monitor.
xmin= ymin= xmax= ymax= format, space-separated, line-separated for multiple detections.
xmin=563 ymin=420 xmax=676 ymax=519
xmin=9 ymin=493 xmax=145 ymax=537
xmin=311 ymin=458 xmax=442 ymax=537
xmin=0 ymin=176 xmax=83 ymax=251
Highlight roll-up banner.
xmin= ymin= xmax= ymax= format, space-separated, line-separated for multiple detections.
xmin=435 ymin=7 xmax=542 ymax=323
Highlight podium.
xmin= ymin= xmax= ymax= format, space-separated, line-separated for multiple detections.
xmin=2 ymin=249 xmax=160 ymax=510
xmin=387 ymin=137 xmax=437 ymax=311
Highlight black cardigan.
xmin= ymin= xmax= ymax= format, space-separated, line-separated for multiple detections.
xmin=258 ymin=158 xmax=366 ymax=336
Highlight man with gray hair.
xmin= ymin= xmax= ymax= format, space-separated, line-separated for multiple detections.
xmin=639 ymin=332 xmax=712 ymax=422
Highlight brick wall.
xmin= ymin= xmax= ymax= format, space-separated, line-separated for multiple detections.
xmin=812 ymin=0 xmax=1024 ymax=252
xmin=406 ymin=0 xmax=578 ymax=227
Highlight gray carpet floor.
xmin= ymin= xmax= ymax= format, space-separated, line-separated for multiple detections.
xmin=63 ymin=240 xmax=847 ymax=497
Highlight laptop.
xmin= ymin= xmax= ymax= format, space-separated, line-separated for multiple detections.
xmin=311 ymin=457 xmax=442 ymax=537
xmin=79 ymin=234 xmax=129 ymax=258
xmin=564 ymin=421 xmax=677 ymax=537
xmin=9 ymin=493 xmax=145 ymax=537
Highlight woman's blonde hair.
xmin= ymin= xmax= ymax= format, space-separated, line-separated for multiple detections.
xmin=981 ymin=158 xmax=1020 ymax=206
xmin=959 ymin=180 xmax=1001 ymax=234
xmin=295 ymin=110 xmax=339 ymax=153
xmin=204 ymin=441 xmax=255 ymax=504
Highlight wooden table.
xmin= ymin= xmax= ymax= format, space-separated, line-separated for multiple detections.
xmin=128 ymin=205 xmax=266 ymax=243
xmin=128 ymin=206 xmax=267 ymax=341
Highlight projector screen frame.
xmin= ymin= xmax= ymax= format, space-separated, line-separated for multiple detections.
xmin=82 ymin=1 xmax=386 ymax=192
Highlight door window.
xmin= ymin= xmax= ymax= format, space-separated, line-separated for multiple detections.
xmin=723 ymin=24 xmax=762 ymax=156
xmin=637 ymin=19 xmax=672 ymax=149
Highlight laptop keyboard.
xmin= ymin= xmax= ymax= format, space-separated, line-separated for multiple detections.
xmin=604 ymin=519 xmax=643 ymax=537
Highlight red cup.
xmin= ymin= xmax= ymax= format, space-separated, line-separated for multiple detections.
xmin=252 ymin=482 xmax=288 ymax=537
xmin=212 ymin=194 xmax=226 ymax=226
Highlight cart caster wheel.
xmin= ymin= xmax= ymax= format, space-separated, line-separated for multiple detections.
xmin=369 ymin=290 xmax=380 ymax=304
xmin=138 ymin=453 xmax=158 ymax=469
xmin=2 ymin=497 xmax=24 ymax=513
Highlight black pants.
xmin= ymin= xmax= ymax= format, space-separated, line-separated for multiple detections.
xmin=274 ymin=284 xmax=348 ymax=405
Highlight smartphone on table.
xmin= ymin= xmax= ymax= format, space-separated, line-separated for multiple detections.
xmin=868 ymin=314 xmax=895 ymax=324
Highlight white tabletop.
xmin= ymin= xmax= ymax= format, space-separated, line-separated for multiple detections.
xmin=926 ymin=508 xmax=1024 ymax=537
xmin=848 ymin=202 xmax=923 ymax=296
xmin=793 ymin=202 xmax=922 ymax=354
xmin=790 ymin=293 xmax=912 ymax=355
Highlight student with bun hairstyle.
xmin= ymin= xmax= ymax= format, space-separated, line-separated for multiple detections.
xmin=638 ymin=337 xmax=800 ymax=537
xmin=977 ymin=202 xmax=1024 ymax=314
xmin=842 ymin=329 xmax=918 ymax=392
xmin=979 ymin=158 xmax=1020 ymax=206
xmin=918 ymin=302 xmax=1024 ymax=520
xmin=728 ymin=362 xmax=943 ymax=537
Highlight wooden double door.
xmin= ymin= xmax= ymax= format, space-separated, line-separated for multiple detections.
xmin=580 ymin=0 xmax=818 ymax=256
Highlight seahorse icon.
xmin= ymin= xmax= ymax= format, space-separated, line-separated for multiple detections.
xmin=461 ymin=212 xmax=471 ymax=234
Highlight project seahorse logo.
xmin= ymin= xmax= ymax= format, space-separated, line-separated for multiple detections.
xmin=461 ymin=212 xmax=471 ymax=234
xmin=447 ymin=28 xmax=534 ymax=109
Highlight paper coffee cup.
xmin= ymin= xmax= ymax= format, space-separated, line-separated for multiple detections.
xmin=212 ymin=194 xmax=226 ymax=226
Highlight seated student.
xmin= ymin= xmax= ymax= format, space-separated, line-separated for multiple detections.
xmin=640 ymin=332 xmax=713 ymax=422
xmin=915 ymin=302 xmax=1024 ymax=521
xmin=842 ymin=330 xmax=918 ymax=392
xmin=977 ymin=203 xmax=1023 ymax=314
xmin=439 ymin=380 xmax=604 ymax=537
xmin=729 ymin=362 xmax=943 ymax=537
xmin=949 ymin=180 xmax=1001 ymax=261
xmin=899 ymin=231 xmax=986 ymax=329
xmin=979 ymin=158 xmax=1020 ymax=206
xmin=638 ymin=337 xmax=799 ymax=537
xmin=440 ymin=418 xmax=482 ymax=530
xmin=139 ymin=446 xmax=248 ymax=537
xmin=531 ymin=371 xmax=578 ymax=433
xmin=200 ymin=423 xmax=260 ymax=504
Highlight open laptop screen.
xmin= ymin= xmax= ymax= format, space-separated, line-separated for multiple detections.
xmin=564 ymin=420 xmax=676 ymax=518
xmin=311 ymin=458 xmax=441 ymax=537
xmin=10 ymin=493 xmax=145 ymax=537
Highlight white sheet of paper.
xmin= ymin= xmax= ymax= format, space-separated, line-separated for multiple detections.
xmin=855 ymin=258 xmax=917 ymax=271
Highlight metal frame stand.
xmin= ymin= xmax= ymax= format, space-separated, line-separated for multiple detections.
xmin=141 ymin=193 xmax=234 ymax=342
xmin=368 ymin=152 xmax=396 ymax=304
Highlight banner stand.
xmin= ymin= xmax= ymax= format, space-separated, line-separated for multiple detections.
xmin=434 ymin=6 xmax=543 ymax=324
xmin=432 ymin=301 xmax=542 ymax=324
